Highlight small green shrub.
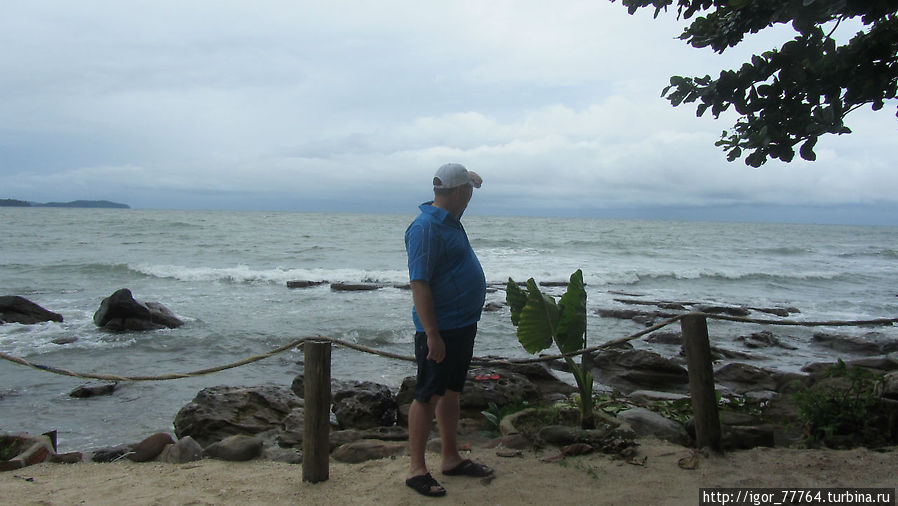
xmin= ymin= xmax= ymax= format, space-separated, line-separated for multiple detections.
xmin=649 ymin=392 xmax=765 ymax=426
xmin=792 ymin=360 xmax=884 ymax=444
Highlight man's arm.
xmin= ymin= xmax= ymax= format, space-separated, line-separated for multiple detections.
xmin=410 ymin=279 xmax=445 ymax=363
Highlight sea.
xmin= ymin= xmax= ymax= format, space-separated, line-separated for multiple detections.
xmin=2 ymin=208 xmax=897 ymax=451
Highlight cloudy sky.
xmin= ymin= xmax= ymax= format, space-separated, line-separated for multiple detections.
xmin=2 ymin=1 xmax=895 ymax=224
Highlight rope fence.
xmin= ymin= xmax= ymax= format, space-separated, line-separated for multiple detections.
xmin=1 ymin=312 xmax=895 ymax=383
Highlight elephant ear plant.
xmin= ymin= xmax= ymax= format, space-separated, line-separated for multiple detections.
xmin=506 ymin=269 xmax=596 ymax=429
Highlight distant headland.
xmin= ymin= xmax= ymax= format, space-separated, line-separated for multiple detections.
xmin=0 ymin=199 xmax=130 ymax=209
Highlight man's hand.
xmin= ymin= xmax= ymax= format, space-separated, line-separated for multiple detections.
xmin=410 ymin=280 xmax=445 ymax=363
xmin=426 ymin=333 xmax=446 ymax=363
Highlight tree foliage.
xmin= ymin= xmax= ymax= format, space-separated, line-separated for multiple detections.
xmin=615 ymin=0 xmax=898 ymax=166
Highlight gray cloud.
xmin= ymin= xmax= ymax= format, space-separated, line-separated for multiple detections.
xmin=1 ymin=1 xmax=894 ymax=223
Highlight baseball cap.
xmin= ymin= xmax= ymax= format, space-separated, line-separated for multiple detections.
xmin=433 ymin=163 xmax=482 ymax=189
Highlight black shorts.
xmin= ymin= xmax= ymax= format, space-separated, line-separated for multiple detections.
xmin=413 ymin=323 xmax=477 ymax=403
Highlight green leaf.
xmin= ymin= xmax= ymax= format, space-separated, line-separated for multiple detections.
xmin=506 ymin=278 xmax=527 ymax=326
xmin=515 ymin=279 xmax=558 ymax=354
xmin=800 ymin=136 xmax=818 ymax=161
xmin=556 ymin=269 xmax=587 ymax=354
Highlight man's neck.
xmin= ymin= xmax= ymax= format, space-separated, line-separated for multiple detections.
xmin=432 ymin=196 xmax=464 ymax=219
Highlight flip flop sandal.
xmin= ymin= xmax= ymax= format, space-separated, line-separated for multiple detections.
xmin=442 ymin=459 xmax=494 ymax=477
xmin=406 ymin=472 xmax=447 ymax=497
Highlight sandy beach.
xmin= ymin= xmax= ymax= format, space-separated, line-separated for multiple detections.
xmin=3 ymin=438 xmax=896 ymax=505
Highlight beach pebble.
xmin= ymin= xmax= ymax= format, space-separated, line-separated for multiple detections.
xmin=332 ymin=439 xmax=406 ymax=463
xmin=69 ymin=382 xmax=117 ymax=398
xmin=127 ymin=432 xmax=174 ymax=462
xmin=203 ymin=435 xmax=263 ymax=462
xmin=91 ymin=444 xmax=132 ymax=463
xmin=160 ymin=436 xmax=203 ymax=464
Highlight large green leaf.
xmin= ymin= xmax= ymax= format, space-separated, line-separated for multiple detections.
xmin=515 ymin=278 xmax=558 ymax=354
xmin=555 ymin=269 xmax=587 ymax=354
xmin=505 ymin=278 xmax=527 ymax=327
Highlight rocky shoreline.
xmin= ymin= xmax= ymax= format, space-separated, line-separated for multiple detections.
xmin=3 ymin=290 xmax=898 ymax=473
xmin=4 ymin=347 xmax=898 ymax=472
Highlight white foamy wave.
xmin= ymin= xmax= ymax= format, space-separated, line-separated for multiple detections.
xmin=128 ymin=263 xmax=409 ymax=285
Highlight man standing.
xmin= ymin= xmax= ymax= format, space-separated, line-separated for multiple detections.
xmin=404 ymin=163 xmax=493 ymax=497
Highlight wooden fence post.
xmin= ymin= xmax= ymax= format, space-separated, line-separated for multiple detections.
xmin=680 ymin=314 xmax=722 ymax=453
xmin=303 ymin=340 xmax=331 ymax=482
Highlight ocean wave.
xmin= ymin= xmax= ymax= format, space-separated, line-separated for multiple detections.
xmin=837 ymin=248 xmax=898 ymax=260
xmin=126 ymin=263 xmax=409 ymax=285
xmin=629 ymin=270 xmax=846 ymax=284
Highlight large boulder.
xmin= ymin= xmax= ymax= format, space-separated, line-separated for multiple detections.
xmin=0 ymin=296 xmax=63 ymax=325
xmin=459 ymin=367 xmax=540 ymax=416
xmin=617 ymin=407 xmax=689 ymax=445
xmin=713 ymin=363 xmax=777 ymax=395
xmin=811 ymin=332 xmax=898 ymax=355
xmin=93 ymin=288 xmax=183 ymax=331
xmin=331 ymin=381 xmax=397 ymax=429
xmin=173 ymin=385 xmax=301 ymax=447
xmin=588 ymin=346 xmax=689 ymax=394
xmin=395 ymin=367 xmax=542 ymax=423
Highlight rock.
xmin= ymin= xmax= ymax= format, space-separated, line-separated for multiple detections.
xmin=645 ymin=331 xmax=682 ymax=345
xmin=736 ymin=330 xmax=797 ymax=350
xmin=263 ymin=447 xmax=302 ymax=464
xmin=537 ymin=425 xmax=614 ymax=446
xmin=396 ymin=368 xmax=542 ymax=422
xmin=717 ymin=424 xmax=776 ymax=450
xmin=0 ymin=295 xmax=63 ymax=325
xmin=49 ymin=452 xmax=83 ymax=464
xmin=628 ymin=390 xmax=689 ymax=404
xmin=617 ymin=407 xmax=689 ymax=446
xmin=127 ymin=432 xmax=175 ymax=462
xmin=713 ymin=363 xmax=777 ymax=394
xmin=91 ymin=444 xmax=132 ymax=463
xmin=173 ymin=385 xmax=301 ymax=447
xmin=160 ymin=436 xmax=204 ymax=464
xmin=614 ymin=298 xmax=688 ymax=311
xmin=811 ymin=332 xmax=898 ymax=355
xmin=332 ymin=439 xmax=406 ymax=463
xmin=460 ymin=368 xmax=540 ymax=418
xmin=332 ymin=381 xmax=397 ymax=429
xmin=203 ymin=435 xmax=263 ymax=461
xmin=589 ymin=347 xmax=689 ymax=394
xmin=847 ymin=356 xmax=898 ymax=372
xmin=277 ymin=408 xmax=305 ymax=448
xmin=329 ymin=427 xmax=408 ymax=452
xmin=483 ymin=302 xmax=503 ymax=312
xmin=490 ymin=362 xmax=578 ymax=398
xmin=286 ymin=280 xmax=326 ymax=289
xmin=69 ymin=382 xmax=117 ymax=398
xmin=0 ymin=433 xmax=56 ymax=471
xmin=882 ymin=371 xmax=898 ymax=400
xmin=498 ymin=434 xmax=531 ymax=450
xmin=772 ymin=371 xmax=812 ymax=394
xmin=330 ymin=283 xmax=380 ymax=291
xmin=93 ymin=288 xmax=183 ymax=330
xmin=696 ymin=305 xmax=750 ymax=317
xmin=51 ymin=336 xmax=78 ymax=345
xmin=595 ymin=308 xmax=674 ymax=325
xmin=749 ymin=307 xmax=792 ymax=317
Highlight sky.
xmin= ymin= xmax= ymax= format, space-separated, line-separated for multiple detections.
xmin=1 ymin=1 xmax=896 ymax=225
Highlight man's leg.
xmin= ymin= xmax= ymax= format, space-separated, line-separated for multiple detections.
xmin=408 ymin=395 xmax=440 ymax=479
xmin=436 ymin=389 xmax=464 ymax=471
